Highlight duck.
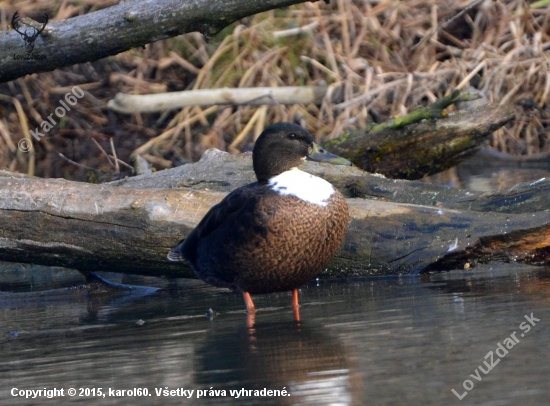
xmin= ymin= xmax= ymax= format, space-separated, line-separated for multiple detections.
xmin=167 ymin=122 xmax=350 ymax=320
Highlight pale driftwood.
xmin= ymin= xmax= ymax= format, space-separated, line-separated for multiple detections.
xmin=0 ymin=0 xmax=322 ymax=84
xmin=272 ymin=21 xmax=319 ymax=38
xmin=108 ymin=85 xmax=327 ymax=114
xmin=0 ymin=151 xmax=549 ymax=278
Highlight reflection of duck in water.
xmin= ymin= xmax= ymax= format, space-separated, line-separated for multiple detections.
xmin=194 ymin=321 xmax=361 ymax=405
xmin=168 ymin=123 xmax=350 ymax=319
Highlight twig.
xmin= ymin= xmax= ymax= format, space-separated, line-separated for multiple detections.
xmin=229 ymin=106 xmax=266 ymax=153
xmin=108 ymin=155 xmax=134 ymax=171
xmin=335 ymin=69 xmax=458 ymax=110
xmin=272 ymin=21 xmax=318 ymax=38
xmin=367 ymin=90 xmax=482 ymax=133
xmin=133 ymin=105 xmax=219 ymax=155
xmin=109 ymin=137 xmax=120 ymax=173
xmin=58 ymin=153 xmax=98 ymax=171
xmin=90 ymin=137 xmax=114 ymax=167
xmin=325 ymin=90 xmax=482 ymax=148
xmin=0 ymin=119 xmax=16 ymax=153
xmin=456 ymin=60 xmax=487 ymax=89
xmin=411 ymin=0 xmax=485 ymax=53
xmin=300 ymin=56 xmax=340 ymax=79
xmin=0 ymin=94 xmax=35 ymax=176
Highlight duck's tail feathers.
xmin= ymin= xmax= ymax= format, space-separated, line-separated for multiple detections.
xmin=167 ymin=239 xmax=186 ymax=262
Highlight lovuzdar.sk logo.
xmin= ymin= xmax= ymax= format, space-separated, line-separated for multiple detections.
xmin=11 ymin=10 xmax=48 ymax=60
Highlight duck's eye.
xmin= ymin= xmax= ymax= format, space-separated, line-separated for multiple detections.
xmin=288 ymin=133 xmax=297 ymax=139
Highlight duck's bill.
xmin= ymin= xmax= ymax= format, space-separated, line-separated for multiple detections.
xmin=307 ymin=142 xmax=352 ymax=166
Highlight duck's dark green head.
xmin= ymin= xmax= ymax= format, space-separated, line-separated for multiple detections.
xmin=253 ymin=123 xmax=351 ymax=181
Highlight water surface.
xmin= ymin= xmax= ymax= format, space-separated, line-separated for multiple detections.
xmin=1 ymin=262 xmax=550 ymax=405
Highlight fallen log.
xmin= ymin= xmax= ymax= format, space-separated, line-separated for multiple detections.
xmin=1 ymin=152 xmax=549 ymax=278
xmin=323 ymin=103 xmax=515 ymax=180
xmin=112 ymin=148 xmax=550 ymax=214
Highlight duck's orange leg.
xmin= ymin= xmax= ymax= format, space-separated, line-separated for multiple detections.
xmin=292 ymin=289 xmax=301 ymax=322
xmin=243 ymin=292 xmax=256 ymax=314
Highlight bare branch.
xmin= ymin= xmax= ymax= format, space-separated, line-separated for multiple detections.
xmin=411 ymin=0 xmax=484 ymax=53
xmin=1 ymin=0 xmax=324 ymax=83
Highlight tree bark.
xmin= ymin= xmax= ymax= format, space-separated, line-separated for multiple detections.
xmin=323 ymin=104 xmax=515 ymax=180
xmin=0 ymin=0 xmax=320 ymax=83
xmin=114 ymin=148 xmax=550 ymax=214
xmin=1 ymin=151 xmax=549 ymax=278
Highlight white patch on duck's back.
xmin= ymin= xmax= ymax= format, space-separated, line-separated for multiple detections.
xmin=268 ymin=168 xmax=334 ymax=206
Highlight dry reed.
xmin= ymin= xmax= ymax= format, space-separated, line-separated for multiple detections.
xmin=0 ymin=0 xmax=548 ymax=179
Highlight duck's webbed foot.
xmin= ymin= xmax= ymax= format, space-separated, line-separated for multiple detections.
xmin=242 ymin=292 xmax=257 ymax=327
xmin=292 ymin=289 xmax=301 ymax=322
xmin=242 ymin=291 xmax=256 ymax=314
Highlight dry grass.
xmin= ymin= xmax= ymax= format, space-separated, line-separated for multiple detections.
xmin=0 ymin=0 xmax=549 ymax=180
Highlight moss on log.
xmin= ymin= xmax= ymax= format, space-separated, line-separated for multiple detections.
xmin=323 ymin=104 xmax=515 ymax=180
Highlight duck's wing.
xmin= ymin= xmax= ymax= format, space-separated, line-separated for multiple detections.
xmin=168 ymin=184 xmax=266 ymax=263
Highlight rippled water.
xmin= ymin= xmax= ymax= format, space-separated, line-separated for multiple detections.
xmin=1 ymin=262 xmax=550 ymax=405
